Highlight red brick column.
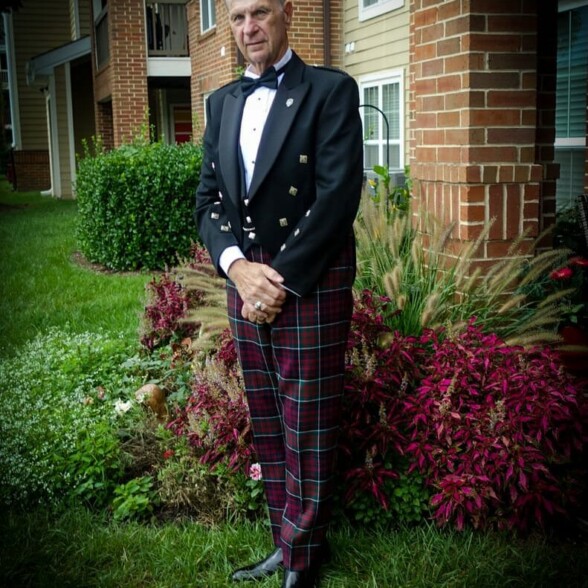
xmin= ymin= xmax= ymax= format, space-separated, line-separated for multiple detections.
xmin=109 ymin=0 xmax=149 ymax=146
xmin=409 ymin=0 xmax=549 ymax=268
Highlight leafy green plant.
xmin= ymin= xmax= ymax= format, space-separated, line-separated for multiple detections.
xmin=343 ymin=470 xmax=429 ymax=527
xmin=0 ymin=329 xmax=142 ymax=507
xmin=367 ymin=164 xmax=412 ymax=215
xmin=64 ymin=422 xmax=124 ymax=508
xmin=76 ymin=136 xmax=202 ymax=271
xmin=227 ymin=463 xmax=266 ymax=518
xmin=112 ymin=476 xmax=158 ymax=521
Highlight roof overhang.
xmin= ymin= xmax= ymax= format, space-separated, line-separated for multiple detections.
xmin=26 ymin=35 xmax=91 ymax=86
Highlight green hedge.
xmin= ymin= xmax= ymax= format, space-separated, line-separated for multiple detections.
xmin=76 ymin=139 xmax=202 ymax=271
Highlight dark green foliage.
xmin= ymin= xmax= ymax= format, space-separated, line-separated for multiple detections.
xmin=76 ymin=138 xmax=202 ymax=270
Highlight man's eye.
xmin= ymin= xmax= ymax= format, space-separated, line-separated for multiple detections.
xmin=231 ymin=14 xmax=244 ymax=23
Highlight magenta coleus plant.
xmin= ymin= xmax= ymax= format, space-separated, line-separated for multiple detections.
xmin=167 ymin=330 xmax=255 ymax=473
xmin=141 ymin=273 xmax=196 ymax=350
xmin=340 ymin=290 xmax=428 ymax=509
xmin=164 ymin=288 xmax=587 ymax=532
xmin=404 ymin=320 xmax=587 ymax=531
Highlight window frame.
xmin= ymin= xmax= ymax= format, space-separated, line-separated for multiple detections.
xmin=200 ymin=0 xmax=216 ymax=33
xmin=359 ymin=70 xmax=404 ymax=174
xmin=358 ymin=0 xmax=404 ymax=22
xmin=554 ymin=0 xmax=588 ymax=210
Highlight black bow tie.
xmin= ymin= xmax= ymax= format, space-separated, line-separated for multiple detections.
xmin=240 ymin=66 xmax=280 ymax=98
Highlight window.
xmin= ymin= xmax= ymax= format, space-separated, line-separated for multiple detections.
xmin=360 ymin=72 xmax=403 ymax=173
xmin=146 ymin=2 xmax=189 ymax=56
xmin=93 ymin=0 xmax=109 ymax=69
xmin=201 ymin=0 xmax=216 ymax=33
xmin=555 ymin=1 xmax=588 ymax=210
xmin=359 ymin=0 xmax=404 ymax=22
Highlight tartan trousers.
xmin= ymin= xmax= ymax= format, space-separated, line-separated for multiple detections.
xmin=226 ymin=240 xmax=355 ymax=571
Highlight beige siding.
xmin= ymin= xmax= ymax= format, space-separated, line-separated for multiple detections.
xmin=343 ymin=1 xmax=410 ymax=74
xmin=75 ymin=0 xmax=92 ymax=37
xmin=343 ymin=0 xmax=410 ymax=166
xmin=13 ymin=0 xmax=71 ymax=150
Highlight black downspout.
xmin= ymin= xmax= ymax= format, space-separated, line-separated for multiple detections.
xmin=323 ymin=0 xmax=331 ymax=66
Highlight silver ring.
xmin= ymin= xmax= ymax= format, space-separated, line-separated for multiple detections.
xmin=254 ymin=300 xmax=263 ymax=311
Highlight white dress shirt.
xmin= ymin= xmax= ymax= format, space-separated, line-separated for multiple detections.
xmin=219 ymin=49 xmax=293 ymax=277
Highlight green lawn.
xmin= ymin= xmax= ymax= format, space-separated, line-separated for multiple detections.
xmin=0 ymin=179 xmax=151 ymax=357
xmin=2 ymin=508 xmax=587 ymax=588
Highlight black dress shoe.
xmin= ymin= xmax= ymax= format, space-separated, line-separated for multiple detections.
xmin=281 ymin=567 xmax=320 ymax=588
xmin=231 ymin=547 xmax=283 ymax=582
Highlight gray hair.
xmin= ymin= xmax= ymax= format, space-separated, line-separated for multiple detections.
xmin=225 ymin=0 xmax=286 ymax=8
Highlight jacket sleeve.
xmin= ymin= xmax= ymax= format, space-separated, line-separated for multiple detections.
xmin=270 ymin=73 xmax=363 ymax=296
xmin=194 ymin=95 xmax=240 ymax=278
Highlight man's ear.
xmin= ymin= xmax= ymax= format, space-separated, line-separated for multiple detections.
xmin=283 ymin=1 xmax=293 ymax=27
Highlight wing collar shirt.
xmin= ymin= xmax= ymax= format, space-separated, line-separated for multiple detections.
xmin=219 ymin=48 xmax=293 ymax=280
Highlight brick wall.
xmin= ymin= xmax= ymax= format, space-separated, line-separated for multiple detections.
xmin=96 ymin=101 xmax=115 ymax=152
xmin=409 ymin=0 xmax=550 ymax=269
xmin=111 ymin=0 xmax=149 ymax=145
xmin=12 ymin=150 xmax=51 ymax=192
xmin=92 ymin=0 xmax=149 ymax=147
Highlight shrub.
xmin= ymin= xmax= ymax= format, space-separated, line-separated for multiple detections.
xmin=404 ymin=321 xmax=587 ymax=532
xmin=76 ymin=137 xmax=202 ymax=271
xmin=161 ymin=289 xmax=586 ymax=532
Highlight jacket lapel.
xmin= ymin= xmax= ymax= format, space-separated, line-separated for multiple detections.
xmin=247 ymin=56 xmax=310 ymax=200
xmin=218 ymin=89 xmax=245 ymax=209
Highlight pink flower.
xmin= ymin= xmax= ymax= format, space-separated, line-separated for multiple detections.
xmin=249 ymin=463 xmax=262 ymax=481
xmin=569 ymin=256 xmax=588 ymax=268
xmin=549 ymin=267 xmax=573 ymax=280
xmin=163 ymin=449 xmax=175 ymax=460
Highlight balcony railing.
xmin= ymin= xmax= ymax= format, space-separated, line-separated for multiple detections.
xmin=146 ymin=1 xmax=189 ymax=57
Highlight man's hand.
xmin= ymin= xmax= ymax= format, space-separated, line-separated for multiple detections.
xmin=228 ymin=259 xmax=286 ymax=324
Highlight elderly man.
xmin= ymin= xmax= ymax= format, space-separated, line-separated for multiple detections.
xmin=195 ymin=0 xmax=363 ymax=586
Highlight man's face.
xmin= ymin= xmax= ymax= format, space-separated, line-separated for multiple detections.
xmin=227 ymin=0 xmax=293 ymax=75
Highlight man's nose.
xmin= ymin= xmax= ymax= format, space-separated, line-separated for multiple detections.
xmin=243 ymin=16 xmax=258 ymax=36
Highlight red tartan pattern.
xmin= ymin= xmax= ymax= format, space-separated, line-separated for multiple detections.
xmin=227 ymin=242 xmax=355 ymax=571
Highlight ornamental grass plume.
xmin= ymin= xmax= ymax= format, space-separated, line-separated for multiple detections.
xmin=140 ymin=245 xmax=229 ymax=355
xmin=172 ymin=254 xmax=229 ymax=355
xmin=354 ymin=191 xmax=573 ymax=345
